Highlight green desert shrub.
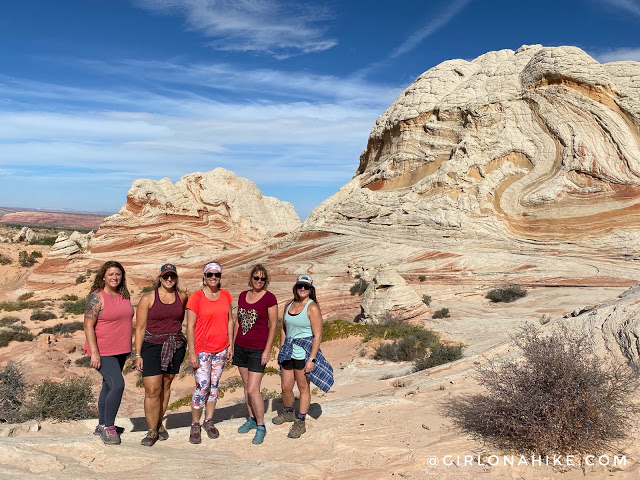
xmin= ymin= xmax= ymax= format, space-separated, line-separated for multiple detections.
xmin=374 ymin=330 xmax=441 ymax=362
xmin=18 ymin=251 xmax=36 ymax=267
xmin=30 ymin=251 xmax=43 ymax=258
xmin=40 ymin=321 xmax=84 ymax=335
xmin=422 ymin=294 xmax=431 ymax=306
xmin=0 ymin=362 xmax=28 ymax=423
xmin=0 ymin=316 xmax=20 ymax=326
xmin=0 ymin=254 xmax=11 ymax=265
xmin=75 ymin=275 xmax=87 ymax=284
xmin=432 ymin=308 xmax=450 ymax=319
xmin=167 ymin=394 xmax=192 ymax=411
xmin=322 ymin=319 xmax=367 ymax=341
xmin=349 ymin=277 xmax=369 ymax=296
xmin=18 ymin=292 xmax=34 ymax=301
xmin=61 ymin=298 xmax=87 ymax=315
xmin=263 ymin=366 xmax=280 ymax=375
xmin=443 ymin=324 xmax=639 ymax=455
xmin=60 ymin=294 xmax=79 ymax=301
xmin=418 ymin=275 xmax=426 ymax=282
xmin=74 ymin=356 xmax=91 ymax=367
xmin=486 ymin=285 xmax=527 ymax=303
xmin=30 ymin=310 xmax=57 ymax=321
xmin=27 ymin=377 xmax=97 ymax=421
xmin=414 ymin=343 xmax=463 ymax=371
xmin=140 ymin=285 xmax=155 ymax=294
xmin=0 ymin=326 xmax=35 ymax=347
xmin=0 ymin=299 xmax=47 ymax=312
xmin=30 ymin=236 xmax=56 ymax=246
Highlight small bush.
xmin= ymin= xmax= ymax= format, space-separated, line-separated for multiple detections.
xmin=374 ymin=330 xmax=441 ymax=362
xmin=18 ymin=251 xmax=36 ymax=267
xmin=0 ymin=254 xmax=11 ymax=265
xmin=18 ymin=292 xmax=34 ymax=301
xmin=0 ymin=299 xmax=47 ymax=311
xmin=414 ymin=343 xmax=463 ymax=371
xmin=264 ymin=366 xmax=279 ymax=375
xmin=30 ymin=310 xmax=57 ymax=321
xmin=75 ymin=275 xmax=87 ymax=284
xmin=432 ymin=308 xmax=450 ymax=319
xmin=0 ymin=327 xmax=35 ymax=347
xmin=60 ymin=294 xmax=79 ymax=301
xmin=322 ymin=319 xmax=367 ymax=341
xmin=30 ymin=236 xmax=56 ymax=246
xmin=418 ymin=275 xmax=426 ymax=282
xmin=443 ymin=324 xmax=640 ymax=455
xmin=486 ymin=285 xmax=527 ymax=303
xmin=40 ymin=321 xmax=84 ymax=335
xmin=27 ymin=377 xmax=97 ymax=421
xmin=261 ymin=388 xmax=280 ymax=400
xmin=0 ymin=362 xmax=28 ymax=423
xmin=350 ymin=278 xmax=369 ymax=296
xmin=141 ymin=285 xmax=155 ymax=294
xmin=168 ymin=394 xmax=192 ymax=411
xmin=74 ymin=356 xmax=91 ymax=367
xmin=62 ymin=298 xmax=87 ymax=315
xmin=422 ymin=294 xmax=431 ymax=306
xmin=0 ymin=316 xmax=20 ymax=326
xmin=30 ymin=251 xmax=43 ymax=258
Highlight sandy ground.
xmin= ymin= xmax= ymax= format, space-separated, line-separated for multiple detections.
xmin=1 ymin=238 xmax=638 ymax=479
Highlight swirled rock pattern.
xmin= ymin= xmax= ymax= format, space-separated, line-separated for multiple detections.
xmin=308 ymin=45 xmax=640 ymax=240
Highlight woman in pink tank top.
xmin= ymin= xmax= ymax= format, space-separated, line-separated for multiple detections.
xmin=83 ymin=260 xmax=134 ymax=446
xmin=133 ymin=263 xmax=188 ymax=446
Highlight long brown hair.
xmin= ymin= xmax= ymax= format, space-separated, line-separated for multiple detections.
xmin=90 ymin=260 xmax=130 ymax=299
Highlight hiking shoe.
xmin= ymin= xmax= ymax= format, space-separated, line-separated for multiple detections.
xmin=238 ymin=417 xmax=257 ymax=434
xmin=252 ymin=425 xmax=266 ymax=445
xmin=287 ymin=419 xmax=306 ymax=439
xmin=94 ymin=424 xmax=124 ymax=435
xmin=140 ymin=429 xmax=158 ymax=447
xmin=189 ymin=423 xmax=201 ymax=444
xmin=100 ymin=425 xmax=121 ymax=445
xmin=157 ymin=423 xmax=169 ymax=441
xmin=272 ymin=409 xmax=295 ymax=425
xmin=203 ymin=419 xmax=219 ymax=439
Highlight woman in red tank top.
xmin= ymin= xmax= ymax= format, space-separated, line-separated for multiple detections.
xmin=83 ymin=260 xmax=134 ymax=446
xmin=134 ymin=263 xmax=188 ymax=446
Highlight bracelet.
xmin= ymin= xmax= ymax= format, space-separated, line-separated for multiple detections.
xmin=134 ymin=353 xmax=142 ymax=359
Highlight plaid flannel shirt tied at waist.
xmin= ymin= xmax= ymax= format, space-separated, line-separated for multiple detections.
xmin=143 ymin=331 xmax=186 ymax=371
xmin=277 ymin=336 xmax=334 ymax=393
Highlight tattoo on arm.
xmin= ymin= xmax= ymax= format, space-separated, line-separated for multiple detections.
xmin=84 ymin=293 xmax=101 ymax=321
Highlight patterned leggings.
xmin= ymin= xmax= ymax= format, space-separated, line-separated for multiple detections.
xmin=191 ymin=348 xmax=228 ymax=408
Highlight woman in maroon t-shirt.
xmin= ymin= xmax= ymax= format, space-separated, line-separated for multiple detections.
xmin=232 ymin=264 xmax=278 ymax=444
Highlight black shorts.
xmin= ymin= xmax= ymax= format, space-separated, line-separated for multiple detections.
xmin=232 ymin=344 xmax=265 ymax=373
xmin=140 ymin=341 xmax=186 ymax=377
xmin=279 ymin=358 xmax=306 ymax=370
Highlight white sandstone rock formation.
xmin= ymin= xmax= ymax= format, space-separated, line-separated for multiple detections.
xmin=306 ymin=45 xmax=640 ymax=242
xmin=358 ymin=265 xmax=429 ymax=324
xmin=48 ymin=232 xmax=80 ymax=257
xmin=13 ymin=227 xmax=36 ymax=243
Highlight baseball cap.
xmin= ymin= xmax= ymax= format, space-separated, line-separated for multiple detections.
xmin=160 ymin=263 xmax=177 ymax=275
xmin=296 ymin=274 xmax=313 ymax=286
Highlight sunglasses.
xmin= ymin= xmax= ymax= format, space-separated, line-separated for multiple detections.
xmin=252 ymin=276 xmax=267 ymax=282
xmin=161 ymin=273 xmax=177 ymax=280
xmin=205 ymin=272 xmax=222 ymax=278
xmin=295 ymin=284 xmax=311 ymax=290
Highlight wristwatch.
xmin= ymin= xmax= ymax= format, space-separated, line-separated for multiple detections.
xmin=310 ymin=357 xmax=316 ymax=363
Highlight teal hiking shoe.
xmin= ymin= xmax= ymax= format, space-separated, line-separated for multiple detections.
xmin=238 ymin=417 xmax=257 ymax=434
xmin=252 ymin=425 xmax=266 ymax=444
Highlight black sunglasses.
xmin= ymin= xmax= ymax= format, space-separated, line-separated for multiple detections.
xmin=295 ymin=284 xmax=311 ymax=290
xmin=205 ymin=272 xmax=222 ymax=278
xmin=161 ymin=273 xmax=177 ymax=280
xmin=252 ymin=276 xmax=267 ymax=282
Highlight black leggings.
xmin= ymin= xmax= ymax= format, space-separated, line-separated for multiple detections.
xmin=97 ymin=353 xmax=128 ymax=427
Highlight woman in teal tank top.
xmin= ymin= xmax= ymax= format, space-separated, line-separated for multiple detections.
xmin=274 ymin=274 xmax=324 ymax=439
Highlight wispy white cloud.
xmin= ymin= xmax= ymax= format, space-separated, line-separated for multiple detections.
xmin=134 ymin=0 xmax=337 ymax=58
xmin=598 ymin=0 xmax=640 ymax=16
xmin=354 ymin=0 xmax=471 ymax=79
xmin=592 ymin=47 xmax=640 ymax=62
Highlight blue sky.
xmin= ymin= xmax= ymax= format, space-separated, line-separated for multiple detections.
xmin=1 ymin=0 xmax=639 ymax=219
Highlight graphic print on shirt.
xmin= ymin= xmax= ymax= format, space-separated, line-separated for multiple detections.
xmin=238 ymin=308 xmax=258 ymax=335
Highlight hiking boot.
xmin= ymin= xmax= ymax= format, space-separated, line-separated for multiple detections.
xmin=100 ymin=425 xmax=121 ymax=445
xmin=238 ymin=417 xmax=257 ymax=434
xmin=287 ymin=418 xmax=306 ymax=439
xmin=202 ymin=419 xmax=219 ymax=439
xmin=140 ymin=429 xmax=158 ymax=447
xmin=189 ymin=423 xmax=201 ymax=444
xmin=157 ymin=423 xmax=169 ymax=441
xmin=94 ymin=424 xmax=124 ymax=435
xmin=272 ymin=409 xmax=295 ymax=425
xmin=252 ymin=425 xmax=266 ymax=445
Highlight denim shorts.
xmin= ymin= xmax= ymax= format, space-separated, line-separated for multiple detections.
xmin=232 ymin=343 xmax=265 ymax=373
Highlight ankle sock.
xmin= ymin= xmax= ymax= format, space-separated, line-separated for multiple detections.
xmin=250 ymin=416 xmax=256 ymax=422
xmin=296 ymin=412 xmax=306 ymax=421
xmin=284 ymin=406 xmax=294 ymax=413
